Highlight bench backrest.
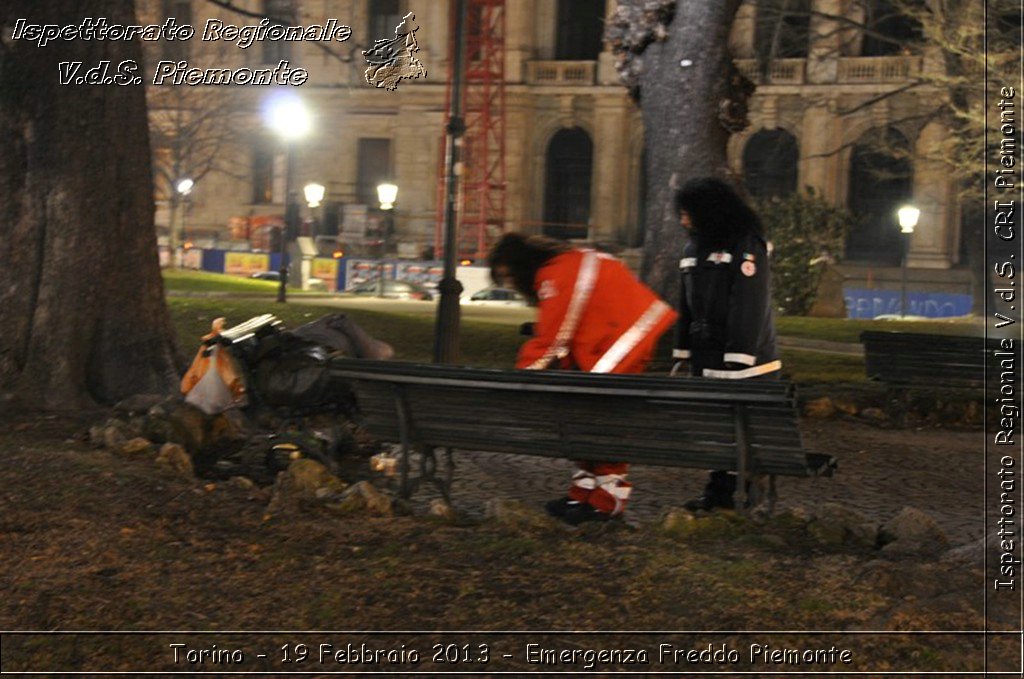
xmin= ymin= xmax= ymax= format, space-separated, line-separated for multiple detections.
xmin=860 ymin=331 xmax=1002 ymax=390
xmin=330 ymin=359 xmax=832 ymax=477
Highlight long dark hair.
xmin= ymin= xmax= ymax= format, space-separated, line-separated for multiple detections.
xmin=674 ymin=177 xmax=764 ymax=251
xmin=487 ymin=232 xmax=572 ymax=304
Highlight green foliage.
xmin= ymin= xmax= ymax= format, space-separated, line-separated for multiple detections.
xmin=759 ymin=189 xmax=855 ymax=316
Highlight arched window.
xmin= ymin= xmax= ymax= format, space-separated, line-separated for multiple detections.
xmin=555 ymin=0 xmax=605 ymax=60
xmin=543 ymin=127 xmax=593 ymax=240
xmin=742 ymin=129 xmax=799 ymax=199
xmin=846 ymin=127 xmax=913 ymax=264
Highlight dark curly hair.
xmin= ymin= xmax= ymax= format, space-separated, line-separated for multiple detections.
xmin=674 ymin=177 xmax=764 ymax=251
xmin=487 ymin=232 xmax=572 ymax=304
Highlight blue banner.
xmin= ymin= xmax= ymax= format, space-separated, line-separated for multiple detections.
xmin=843 ymin=288 xmax=972 ymax=319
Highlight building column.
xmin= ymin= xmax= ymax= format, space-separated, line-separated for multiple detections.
xmin=806 ymin=0 xmax=844 ymax=83
xmin=394 ymin=105 xmax=441 ymax=247
xmin=908 ymin=121 xmax=956 ymax=268
xmin=505 ymin=0 xmax=533 ymax=83
xmin=590 ymin=98 xmax=631 ymax=244
xmin=597 ymin=0 xmax=620 ymax=84
xmin=798 ymin=99 xmax=839 ymax=201
xmin=728 ymin=0 xmax=757 ymax=59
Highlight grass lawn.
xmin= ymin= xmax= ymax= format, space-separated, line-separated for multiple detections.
xmin=169 ymin=298 xmax=863 ymax=383
xmin=169 ymin=297 xmax=523 ymax=369
xmin=163 ymin=268 xmax=281 ymax=294
xmin=776 ymin=315 xmax=983 ymax=342
xmin=164 ymin=272 xmax=982 ymax=384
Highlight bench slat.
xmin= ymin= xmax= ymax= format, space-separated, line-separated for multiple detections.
xmin=331 ymin=359 xmax=833 ymax=501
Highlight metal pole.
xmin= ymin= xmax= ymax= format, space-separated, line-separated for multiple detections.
xmin=433 ymin=0 xmax=467 ymax=364
xmin=277 ymin=143 xmax=294 ymax=304
xmin=900 ymin=232 xmax=908 ymax=318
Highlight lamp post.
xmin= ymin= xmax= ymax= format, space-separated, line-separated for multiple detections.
xmin=265 ymin=94 xmax=312 ymax=303
xmin=434 ymin=0 xmax=468 ymax=364
xmin=304 ymin=182 xmax=325 ymax=240
xmin=897 ymin=205 xmax=920 ymax=319
xmin=174 ymin=178 xmax=193 ymax=267
xmin=376 ymin=182 xmax=398 ymax=298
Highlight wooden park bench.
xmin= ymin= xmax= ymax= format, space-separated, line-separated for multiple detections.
xmin=329 ymin=359 xmax=837 ymax=513
xmin=860 ymin=331 xmax=1000 ymax=394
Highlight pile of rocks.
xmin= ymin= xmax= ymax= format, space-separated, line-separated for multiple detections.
xmin=85 ymin=393 xmax=404 ymax=520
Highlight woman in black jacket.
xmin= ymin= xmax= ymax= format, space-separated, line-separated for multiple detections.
xmin=672 ymin=177 xmax=781 ymax=511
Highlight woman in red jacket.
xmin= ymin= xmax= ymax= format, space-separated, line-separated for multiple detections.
xmin=488 ymin=233 xmax=677 ymax=525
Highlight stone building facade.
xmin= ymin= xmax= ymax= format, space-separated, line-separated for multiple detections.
xmin=146 ymin=0 xmax=965 ymax=289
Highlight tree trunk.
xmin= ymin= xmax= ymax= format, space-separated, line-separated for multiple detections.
xmin=0 ymin=0 xmax=179 ymax=409
xmin=630 ymin=0 xmax=744 ymax=303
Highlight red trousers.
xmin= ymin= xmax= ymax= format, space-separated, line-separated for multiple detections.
xmin=564 ymin=355 xmax=647 ymax=515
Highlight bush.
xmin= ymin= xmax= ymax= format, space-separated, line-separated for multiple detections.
xmin=758 ymin=189 xmax=854 ymax=316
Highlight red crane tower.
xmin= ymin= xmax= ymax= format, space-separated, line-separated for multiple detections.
xmin=435 ymin=0 xmax=507 ymax=262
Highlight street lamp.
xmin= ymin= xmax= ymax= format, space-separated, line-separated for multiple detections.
xmin=304 ymin=182 xmax=325 ymax=240
xmin=897 ymin=205 xmax=920 ymax=319
xmin=376 ymin=182 xmax=398 ymax=298
xmin=264 ymin=93 xmax=312 ymax=303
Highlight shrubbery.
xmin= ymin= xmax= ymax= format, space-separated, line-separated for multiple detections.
xmin=758 ymin=189 xmax=854 ymax=316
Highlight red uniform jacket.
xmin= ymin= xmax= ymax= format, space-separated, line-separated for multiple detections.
xmin=517 ymin=250 xmax=677 ymax=373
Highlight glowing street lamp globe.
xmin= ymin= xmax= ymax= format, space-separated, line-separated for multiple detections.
xmin=264 ymin=94 xmax=312 ymax=141
xmin=376 ymin=182 xmax=398 ymax=210
xmin=304 ymin=182 xmax=325 ymax=208
xmin=897 ymin=205 xmax=920 ymax=234
xmin=176 ymin=178 xmax=194 ymax=196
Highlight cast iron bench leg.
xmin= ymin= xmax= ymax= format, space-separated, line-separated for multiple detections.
xmin=735 ymin=404 xmax=752 ymax=511
xmin=393 ymin=385 xmax=417 ymax=499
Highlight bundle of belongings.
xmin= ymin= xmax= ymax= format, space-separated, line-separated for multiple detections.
xmin=181 ymin=312 xmax=393 ymax=415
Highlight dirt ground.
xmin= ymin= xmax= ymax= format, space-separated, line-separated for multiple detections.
xmin=0 ymin=409 xmax=1017 ymax=676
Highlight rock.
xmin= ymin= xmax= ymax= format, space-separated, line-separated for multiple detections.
xmin=804 ymin=397 xmax=835 ymax=419
xmin=209 ymin=409 xmax=253 ymax=444
xmin=328 ymin=481 xmax=393 ymax=516
xmin=484 ymin=499 xmax=555 ymax=530
xmin=155 ymin=443 xmax=194 ymax=476
xmin=662 ymin=509 xmax=699 ymax=536
xmin=268 ymin=460 xmax=349 ymax=514
xmin=807 ymin=503 xmax=878 ymax=549
xmin=119 ymin=437 xmax=153 ymax=456
xmin=429 ymin=498 xmax=457 ymax=521
xmin=228 ymin=475 xmax=256 ymax=490
xmin=663 ymin=507 xmax=743 ymax=539
xmin=114 ymin=394 xmax=168 ymax=416
xmin=103 ymin=422 xmax=128 ymax=451
xmin=88 ymin=425 xmax=106 ymax=448
xmin=860 ymin=407 xmax=888 ymax=422
xmin=833 ymin=397 xmax=859 ymax=416
xmin=287 ymin=459 xmax=341 ymax=496
xmin=164 ymin=402 xmax=209 ymax=452
xmin=879 ymin=506 xmax=949 ymax=556
xmin=807 ymin=265 xmax=847 ymax=318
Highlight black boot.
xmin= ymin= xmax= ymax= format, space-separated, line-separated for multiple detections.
xmin=683 ymin=471 xmax=736 ymax=511
xmin=545 ymin=496 xmax=582 ymax=518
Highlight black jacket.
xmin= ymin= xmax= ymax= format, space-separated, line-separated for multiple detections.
xmin=675 ymin=232 xmax=780 ymax=378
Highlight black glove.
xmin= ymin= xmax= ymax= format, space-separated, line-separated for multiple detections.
xmin=519 ymin=322 xmax=535 ymax=337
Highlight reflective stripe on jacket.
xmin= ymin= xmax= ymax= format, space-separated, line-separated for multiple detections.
xmin=517 ymin=250 xmax=677 ymax=373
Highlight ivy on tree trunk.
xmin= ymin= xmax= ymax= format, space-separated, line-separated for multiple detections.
xmin=0 ymin=0 xmax=179 ymax=409
xmin=607 ymin=0 xmax=748 ymax=304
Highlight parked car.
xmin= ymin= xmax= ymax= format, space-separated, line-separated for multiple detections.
xmin=250 ymin=271 xmax=282 ymax=282
xmin=348 ymin=279 xmax=434 ymax=301
xmin=463 ymin=285 xmax=528 ymax=306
